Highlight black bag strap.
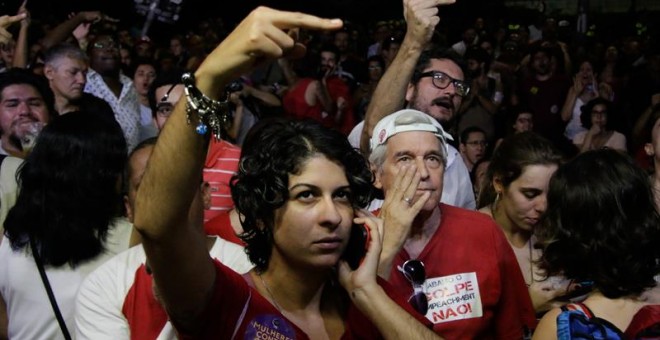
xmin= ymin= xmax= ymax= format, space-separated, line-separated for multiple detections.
xmin=29 ymin=237 xmax=72 ymax=340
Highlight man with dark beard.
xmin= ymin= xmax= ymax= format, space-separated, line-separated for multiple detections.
xmin=0 ymin=69 xmax=51 ymax=158
xmin=352 ymin=0 xmax=476 ymax=210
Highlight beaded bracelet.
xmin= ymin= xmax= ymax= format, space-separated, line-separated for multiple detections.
xmin=181 ymin=72 xmax=231 ymax=140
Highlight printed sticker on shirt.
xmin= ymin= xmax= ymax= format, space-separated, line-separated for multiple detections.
xmin=244 ymin=314 xmax=296 ymax=340
xmin=423 ymin=272 xmax=483 ymax=324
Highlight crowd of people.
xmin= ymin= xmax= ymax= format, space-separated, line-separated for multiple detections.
xmin=0 ymin=0 xmax=658 ymax=339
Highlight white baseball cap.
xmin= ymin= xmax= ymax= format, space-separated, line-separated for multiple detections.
xmin=370 ymin=109 xmax=453 ymax=151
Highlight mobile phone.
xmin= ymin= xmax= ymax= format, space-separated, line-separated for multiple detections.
xmin=557 ymin=280 xmax=595 ymax=302
xmin=341 ymin=224 xmax=370 ymax=270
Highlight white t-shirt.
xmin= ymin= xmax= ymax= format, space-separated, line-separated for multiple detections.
xmin=349 ymin=121 xmax=476 ymax=210
xmin=0 ymin=219 xmax=132 ymax=340
xmin=0 ymin=156 xmax=22 ymax=240
xmin=564 ymin=97 xmax=587 ymax=140
xmin=75 ymin=236 xmax=253 ymax=340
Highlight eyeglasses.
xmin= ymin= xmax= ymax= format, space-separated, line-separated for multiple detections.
xmin=419 ymin=71 xmax=470 ymax=97
xmin=92 ymin=40 xmax=117 ymax=50
xmin=466 ymin=140 xmax=488 ymax=147
xmin=399 ymin=259 xmax=428 ymax=315
xmin=368 ymin=65 xmax=382 ymax=70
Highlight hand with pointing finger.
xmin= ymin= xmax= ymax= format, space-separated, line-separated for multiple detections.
xmin=0 ymin=13 xmax=27 ymax=45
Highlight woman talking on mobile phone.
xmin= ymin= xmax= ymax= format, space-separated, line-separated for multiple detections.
xmin=133 ymin=7 xmax=442 ymax=339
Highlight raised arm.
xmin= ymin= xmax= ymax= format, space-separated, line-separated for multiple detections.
xmin=132 ymin=6 xmax=342 ymax=331
xmin=40 ymin=11 xmax=111 ymax=50
xmin=560 ymin=77 xmax=581 ymax=122
xmin=11 ymin=1 xmax=29 ymax=68
xmin=360 ymin=0 xmax=454 ymax=153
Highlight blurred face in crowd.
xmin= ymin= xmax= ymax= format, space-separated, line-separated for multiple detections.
xmin=381 ymin=39 xmax=400 ymax=65
xmin=45 ymin=56 xmax=88 ymax=102
xmin=334 ymin=31 xmax=349 ymax=54
xmin=153 ymin=84 xmax=184 ymax=130
xmin=460 ymin=131 xmax=487 ymax=167
xmin=532 ymin=51 xmax=551 ymax=76
xmin=135 ymin=41 xmax=154 ymax=59
xmin=590 ymin=104 xmax=608 ymax=130
xmin=320 ymin=51 xmax=337 ymax=75
xmin=577 ymin=61 xmax=594 ymax=84
xmin=480 ymin=41 xmax=494 ymax=56
xmin=133 ymin=64 xmax=156 ymax=97
xmin=170 ymin=37 xmax=183 ymax=57
xmin=1 ymin=40 xmax=15 ymax=65
xmin=513 ymin=112 xmax=533 ymax=133
xmin=604 ymin=45 xmax=619 ymax=63
xmin=120 ymin=47 xmax=132 ymax=67
xmin=89 ymin=35 xmax=120 ymax=75
xmin=463 ymin=28 xmax=477 ymax=45
xmin=367 ymin=60 xmax=383 ymax=82
xmin=406 ymin=58 xmax=465 ymax=123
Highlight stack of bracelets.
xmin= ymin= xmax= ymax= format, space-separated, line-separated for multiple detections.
xmin=181 ymin=72 xmax=232 ymax=140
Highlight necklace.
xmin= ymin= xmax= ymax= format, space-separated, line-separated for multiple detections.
xmin=259 ymin=273 xmax=284 ymax=313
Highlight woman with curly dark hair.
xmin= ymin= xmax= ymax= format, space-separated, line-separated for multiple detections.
xmin=0 ymin=111 xmax=131 ymax=339
xmin=133 ymin=8 xmax=442 ymax=339
xmin=231 ymin=118 xmax=373 ymax=271
xmin=532 ymin=149 xmax=660 ymax=339
xmin=572 ymin=97 xmax=627 ymax=153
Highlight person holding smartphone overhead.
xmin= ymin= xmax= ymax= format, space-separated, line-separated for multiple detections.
xmin=133 ymin=7 xmax=442 ymax=339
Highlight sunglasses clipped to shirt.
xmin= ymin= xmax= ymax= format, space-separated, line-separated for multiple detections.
xmin=419 ymin=71 xmax=471 ymax=97
xmin=399 ymin=259 xmax=428 ymax=315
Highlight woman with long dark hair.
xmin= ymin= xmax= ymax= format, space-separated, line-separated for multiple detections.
xmin=0 ymin=112 xmax=130 ymax=339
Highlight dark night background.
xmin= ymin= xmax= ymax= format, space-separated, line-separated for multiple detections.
xmin=1 ymin=0 xmax=657 ymax=47
xmin=1 ymin=0 xmax=505 ymax=39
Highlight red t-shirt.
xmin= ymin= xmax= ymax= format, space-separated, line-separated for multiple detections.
xmin=377 ymin=204 xmax=537 ymax=339
xmin=176 ymin=260 xmax=432 ymax=339
xmin=282 ymin=77 xmax=355 ymax=135
xmin=203 ymin=210 xmax=245 ymax=246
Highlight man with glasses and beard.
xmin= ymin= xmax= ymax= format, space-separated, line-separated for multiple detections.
xmin=369 ymin=109 xmax=535 ymax=338
xmin=352 ymin=0 xmax=475 ymax=210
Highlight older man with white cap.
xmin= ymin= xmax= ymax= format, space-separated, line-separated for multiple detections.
xmin=370 ymin=109 xmax=536 ymax=339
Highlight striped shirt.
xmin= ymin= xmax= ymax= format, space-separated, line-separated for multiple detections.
xmin=203 ymin=139 xmax=241 ymax=222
